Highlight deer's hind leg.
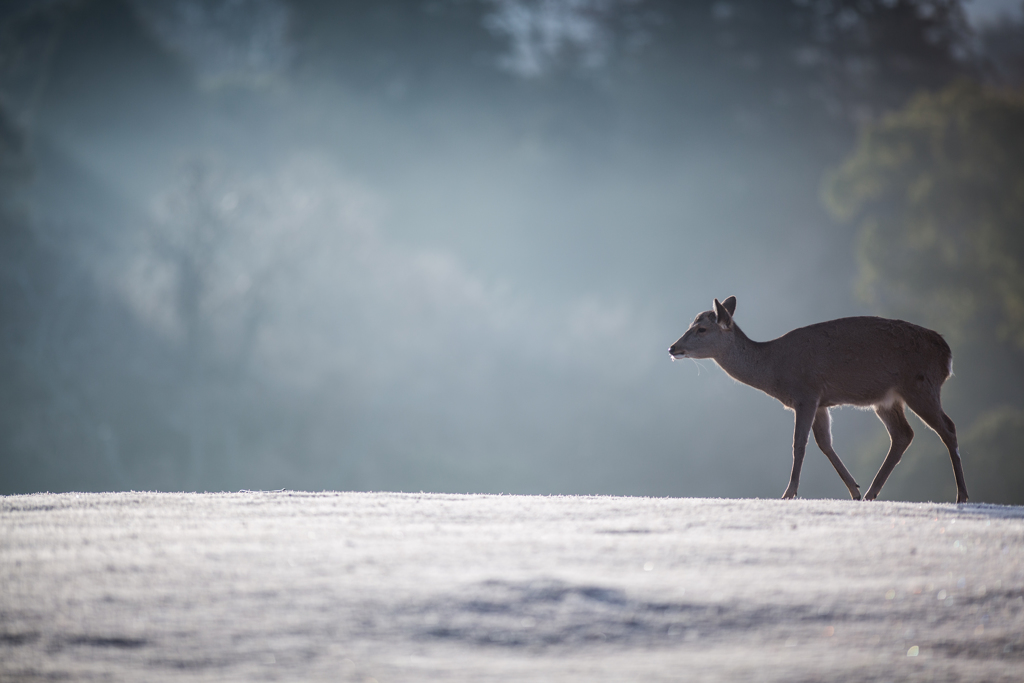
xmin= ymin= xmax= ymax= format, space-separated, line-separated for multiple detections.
xmin=812 ymin=407 xmax=861 ymax=500
xmin=903 ymin=392 xmax=969 ymax=504
xmin=864 ymin=401 xmax=914 ymax=501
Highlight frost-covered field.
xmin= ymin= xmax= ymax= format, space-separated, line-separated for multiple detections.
xmin=1 ymin=492 xmax=1023 ymax=682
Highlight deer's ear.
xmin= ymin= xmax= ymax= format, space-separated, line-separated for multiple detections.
xmin=714 ymin=298 xmax=733 ymax=329
xmin=722 ymin=296 xmax=737 ymax=316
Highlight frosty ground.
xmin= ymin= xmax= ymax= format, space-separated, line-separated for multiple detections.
xmin=1 ymin=491 xmax=1022 ymax=682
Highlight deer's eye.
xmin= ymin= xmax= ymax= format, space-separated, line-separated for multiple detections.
xmin=697 ymin=327 xmax=706 ymax=333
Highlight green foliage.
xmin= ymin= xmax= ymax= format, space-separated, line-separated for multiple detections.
xmin=962 ymin=407 xmax=1024 ymax=505
xmin=826 ymin=81 xmax=1024 ymax=504
xmin=825 ymin=81 xmax=1024 ymax=350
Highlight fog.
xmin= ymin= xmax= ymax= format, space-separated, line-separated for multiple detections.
xmin=2 ymin=0 xmax=1022 ymax=499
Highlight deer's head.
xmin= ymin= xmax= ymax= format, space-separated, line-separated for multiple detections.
xmin=669 ymin=296 xmax=737 ymax=360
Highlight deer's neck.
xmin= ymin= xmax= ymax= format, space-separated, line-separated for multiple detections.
xmin=714 ymin=325 xmax=776 ymax=395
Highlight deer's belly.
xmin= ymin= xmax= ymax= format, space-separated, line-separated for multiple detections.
xmin=819 ymin=387 xmax=901 ymax=410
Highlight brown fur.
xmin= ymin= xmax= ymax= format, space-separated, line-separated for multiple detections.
xmin=669 ymin=296 xmax=968 ymax=503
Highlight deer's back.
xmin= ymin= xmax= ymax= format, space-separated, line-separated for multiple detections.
xmin=771 ymin=317 xmax=952 ymax=407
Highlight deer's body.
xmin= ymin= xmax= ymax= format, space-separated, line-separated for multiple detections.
xmin=669 ymin=297 xmax=969 ymax=503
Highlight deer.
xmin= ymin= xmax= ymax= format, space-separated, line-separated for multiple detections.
xmin=668 ymin=296 xmax=969 ymax=503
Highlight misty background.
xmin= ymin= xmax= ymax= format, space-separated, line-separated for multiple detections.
xmin=1 ymin=0 xmax=1023 ymax=502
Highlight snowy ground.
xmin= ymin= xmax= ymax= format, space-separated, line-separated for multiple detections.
xmin=2 ymin=492 xmax=1023 ymax=682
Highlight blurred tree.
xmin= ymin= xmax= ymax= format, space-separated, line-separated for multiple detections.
xmin=825 ymin=81 xmax=1024 ymax=351
xmin=976 ymin=8 xmax=1024 ymax=87
xmin=962 ymin=406 xmax=1024 ymax=505
xmin=629 ymin=0 xmax=970 ymax=131
xmin=824 ymin=80 xmax=1024 ymax=503
xmin=284 ymin=0 xmax=976 ymax=156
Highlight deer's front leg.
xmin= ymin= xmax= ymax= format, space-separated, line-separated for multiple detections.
xmin=782 ymin=401 xmax=817 ymax=499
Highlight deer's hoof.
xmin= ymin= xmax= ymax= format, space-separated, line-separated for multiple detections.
xmin=781 ymin=489 xmax=798 ymax=500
